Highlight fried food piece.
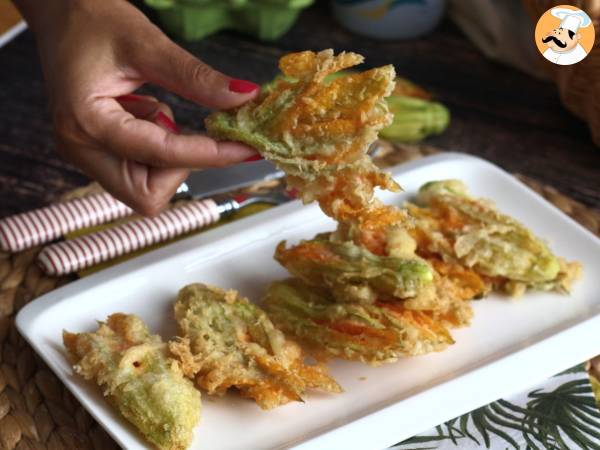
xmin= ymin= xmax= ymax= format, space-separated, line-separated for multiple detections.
xmin=63 ymin=314 xmax=200 ymax=450
xmin=407 ymin=180 xmax=582 ymax=295
xmin=274 ymin=236 xmax=435 ymax=304
xmin=502 ymin=257 xmax=583 ymax=296
xmin=274 ymin=236 xmax=476 ymax=328
xmin=421 ymin=258 xmax=482 ymax=327
xmin=205 ymin=49 xmax=400 ymax=224
xmin=334 ymin=203 xmax=414 ymax=256
xmin=263 ymin=279 xmax=454 ymax=365
xmin=169 ymin=283 xmax=341 ymax=410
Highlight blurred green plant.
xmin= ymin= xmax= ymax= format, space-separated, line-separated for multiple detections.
xmin=380 ymin=95 xmax=449 ymax=143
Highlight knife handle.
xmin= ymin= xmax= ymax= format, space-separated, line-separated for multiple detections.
xmin=0 ymin=192 xmax=133 ymax=253
xmin=36 ymin=199 xmax=220 ymax=276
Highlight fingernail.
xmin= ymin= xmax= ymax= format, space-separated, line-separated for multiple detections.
xmin=243 ymin=154 xmax=263 ymax=163
xmin=286 ymin=187 xmax=299 ymax=199
xmin=117 ymin=94 xmax=145 ymax=102
xmin=155 ymin=111 xmax=179 ymax=134
xmin=229 ymin=79 xmax=259 ymax=94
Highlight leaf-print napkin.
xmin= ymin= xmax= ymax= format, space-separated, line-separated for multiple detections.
xmin=392 ymin=364 xmax=600 ymax=450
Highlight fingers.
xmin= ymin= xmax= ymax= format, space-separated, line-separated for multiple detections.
xmin=126 ymin=163 xmax=190 ymax=216
xmin=65 ymin=144 xmax=189 ymax=216
xmin=130 ymin=37 xmax=259 ymax=110
xmin=53 ymin=94 xmax=261 ymax=214
xmin=116 ymin=94 xmax=173 ymax=121
xmin=87 ymin=97 xmax=258 ymax=168
xmin=117 ymin=94 xmax=179 ymax=132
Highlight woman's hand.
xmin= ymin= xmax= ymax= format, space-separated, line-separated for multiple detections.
xmin=14 ymin=0 xmax=260 ymax=215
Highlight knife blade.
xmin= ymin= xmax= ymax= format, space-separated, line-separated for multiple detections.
xmin=0 ymin=160 xmax=284 ymax=253
xmin=175 ymin=159 xmax=283 ymax=199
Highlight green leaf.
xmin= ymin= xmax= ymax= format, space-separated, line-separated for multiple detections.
xmin=460 ymin=413 xmax=480 ymax=444
xmin=555 ymin=364 xmax=587 ymax=376
xmin=471 ymin=408 xmax=492 ymax=447
xmin=397 ymin=376 xmax=600 ymax=450
xmin=517 ymin=378 xmax=600 ymax=449
xmin=490 ymin=401 xmax=523 ymax=425
xmin=445 ymin=417 xmax=460 ymax=444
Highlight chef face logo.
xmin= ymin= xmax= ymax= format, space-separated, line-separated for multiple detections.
xmin=535 ymin=5 xmax=595 ymax=65
xmin=542 ymin=27 xmax=579 ymax=52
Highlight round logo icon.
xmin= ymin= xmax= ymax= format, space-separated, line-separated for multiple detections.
xmin=535 ymin=5 xmax=595 ymax=65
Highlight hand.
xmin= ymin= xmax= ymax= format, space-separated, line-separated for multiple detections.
xmin=14 ymin=0 xmax=260 ymax=215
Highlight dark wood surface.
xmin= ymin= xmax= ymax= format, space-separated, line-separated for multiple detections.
xmin=0 ymin=2 xmax=599 ymax=218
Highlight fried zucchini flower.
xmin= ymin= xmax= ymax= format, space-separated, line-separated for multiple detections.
xmin=407 ymin=180 xmax=582 ymax=295
xmin=263 ymin=279 xmax=454 ymax=365
xmin=274 ymin=236 xmax=435 ymax=304
xmin=205 ymin=49 xmax=400 ymax=224
xmin=169 ymin=283 xmax=341 ymax=410
xmin=63 ymin=314 xmax=200 ymax=450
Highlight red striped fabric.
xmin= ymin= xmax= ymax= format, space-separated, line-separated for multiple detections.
xmin=36 ymin=199 xmax=220 ymax=276
xmin=0 ymin=192 xmax=133 ymax=252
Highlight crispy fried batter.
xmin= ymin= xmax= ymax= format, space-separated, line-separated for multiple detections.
xmin=169 ymin=284 xmax=341 ymax=410
xmin=206 ymin=49 xmax=403 ymax=232
xmin=207 ymin=49 xmax=463 ymax=361
xmin=63 ymin=314 xmax=200 ymax=450
xmin=274 ymin=235 xmax=434 ymax=304
xmin=263 ymin=279 xmax=454 ymax=365
xmin=213 ymin=52 xmax=579 ymax=367
xmin=407 ymin=180 xmax=582 ymax=295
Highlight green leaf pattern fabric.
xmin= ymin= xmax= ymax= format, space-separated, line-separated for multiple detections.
xmin=392 ymin=364 xmax=600 ymax=450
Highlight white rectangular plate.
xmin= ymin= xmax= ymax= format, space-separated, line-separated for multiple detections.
xmin=17 ymin=153 xmax=600 ymax=450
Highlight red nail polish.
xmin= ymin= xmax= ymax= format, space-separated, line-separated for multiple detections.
xmin=229 ymin=79 xmax=259 ymax=94
xmin=243 ymin=154 xmax=263 ymax=163
xmin=155 ymin=111 xmax=179 ymax=134
xmin=234 ymin=194 xmax=249 ymax=204
xmin=117 ymin=94 xmax=144 ymax=102
xmin=286 ymin=187 xmax=300 ymax=199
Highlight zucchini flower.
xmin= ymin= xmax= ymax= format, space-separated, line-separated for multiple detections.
xmin=169 ymin=283 xmax=341 ymax=410
xmin=408 ymin=180 xmax=581 ymax=293
xmin=63 ymin=314 xmax=200 ymax=450
xmin=206 ymin=49 xmax=400 ymax=224
xmin=263 ymin=279 xmax=454 ymax=365
xmin=274 ymin=237 xmax=435 ymax=304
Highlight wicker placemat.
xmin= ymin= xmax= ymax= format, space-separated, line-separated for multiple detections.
xmin=0 ymin=144 xmax=599 ymax=450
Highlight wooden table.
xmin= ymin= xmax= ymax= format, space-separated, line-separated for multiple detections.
xmin=0 ymin=2 xmax=599 ymax=218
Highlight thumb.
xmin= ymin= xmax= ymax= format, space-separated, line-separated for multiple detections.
xmin=133 ymin=37 xmax=259 ymax=110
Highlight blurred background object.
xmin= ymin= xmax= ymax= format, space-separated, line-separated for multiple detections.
xmin=144 ymin=0 xmax=314 ymax=41
xmin=0 ymin=1 xmax=25 ymax=48
xmin=449 ymin=0 xmax=600 ymax=146
xmin=381 ymin=94 xmax=449 ymax=142
xmin=448 ymin=0 xmax=543 ymax=78
xmin=522 ymin=0 xmax=600 ymax=146
xmin=331 ymin=0 xmax=446 ymax=39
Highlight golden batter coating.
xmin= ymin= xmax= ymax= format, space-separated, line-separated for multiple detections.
xmin=206 ymin=49 xmax=402 ymax=229
xmin=407 ymin=180 xmax=582 ymax=296
xmin=169 ymin=283 xmax=341 ymax=410
xmin=263 ymin=279 xmax=454 ymax=365
xmin=63 ymin=314 xmax=201 ymax=450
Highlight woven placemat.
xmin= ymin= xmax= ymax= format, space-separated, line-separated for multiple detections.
xmin=0 ymin=144 xmax=599 ymax=450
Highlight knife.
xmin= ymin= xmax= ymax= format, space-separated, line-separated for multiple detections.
xmin=0 ymin=160 xmax=283 ymax=253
